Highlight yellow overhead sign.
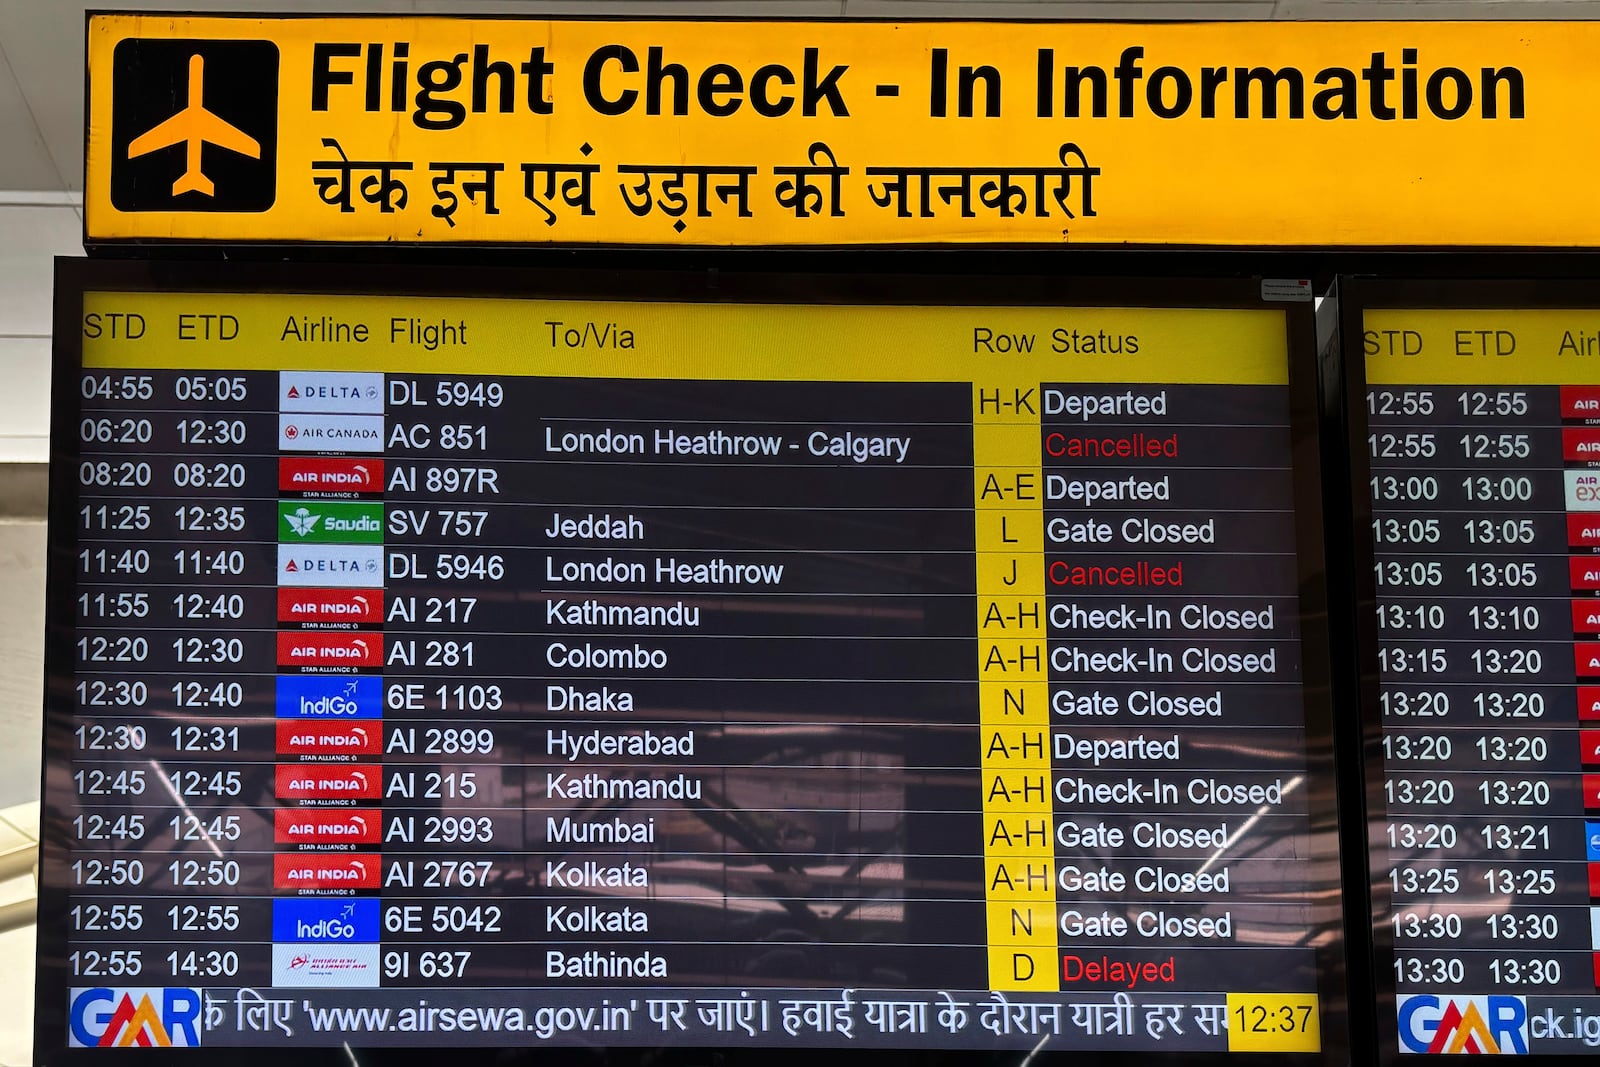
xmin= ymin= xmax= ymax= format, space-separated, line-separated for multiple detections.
xmin=84 ymin=15 xmax=1585 ymax=247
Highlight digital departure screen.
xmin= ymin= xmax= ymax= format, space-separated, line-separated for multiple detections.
xmin=1348 ymin=279 xmax=1600 ymax=1058
xmin=38 ymin=262 xmax=1343 ymax=1062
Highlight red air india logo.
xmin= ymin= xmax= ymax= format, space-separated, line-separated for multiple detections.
xmin=279 ymin=457 xmax=382 ymax=492
xmin=278 ymin=588 xmax=383 ymax=624
xmin=1582 ymin=730 xmax=1600 ymax=767
xmin=276 ymin=720 xmax=381 ymax=757
xmin=274 ymin=853 xmax=380 ymax=890
xmin=274 ymin=808 xmax=380 ymax=845
xmin=1571 ymin=516 xmax=1600 ymax=548
xmin=275 ymin=764 xmax=380 ymax=800
xmin=1564 ymin=386 xmax=1600 ymax=419
xmin=1567 ymin=429 xmax=1600 ymax=462
xmin=278 ymin=633 xmax=382 ymax=668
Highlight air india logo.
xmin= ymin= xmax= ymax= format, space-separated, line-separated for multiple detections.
xmin=109 ymin=38 xmax=278 ymax=211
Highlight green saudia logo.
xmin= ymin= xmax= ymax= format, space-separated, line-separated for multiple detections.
xmin=279 ymin=502 xmax=384 ymax=544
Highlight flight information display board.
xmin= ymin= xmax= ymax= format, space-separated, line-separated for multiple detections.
xmin=38 ymin=262 xmax=1343 ymax=1062
xmin=1346 ymin=279 xmax=1600 ymax=1058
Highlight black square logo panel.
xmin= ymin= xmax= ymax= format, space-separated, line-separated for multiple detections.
xmin=109 ymin=38 xmax=279 ymax=212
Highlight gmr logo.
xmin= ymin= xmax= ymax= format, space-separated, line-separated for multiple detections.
xmin=69 ymin=987 xmax=202 ymax=1047
xmin=1398 ymin=995 xmax=1527 ymax=1054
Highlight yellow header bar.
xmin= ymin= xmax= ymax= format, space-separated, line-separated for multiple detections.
xmin=1365 ymin=308 xmax=1600 ymax=385
xmin=84 ymin=15 xmax=1591 ymax=247
xmin=81 ymin=291 xmax=1286 ymax=384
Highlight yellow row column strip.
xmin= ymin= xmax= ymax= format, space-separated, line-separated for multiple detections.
xmin=973 ymin=383 xmax=1056 ymax=992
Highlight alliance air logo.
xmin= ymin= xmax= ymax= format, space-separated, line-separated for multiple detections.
xmin=1398 ymin=995 xmax=1527 ymax=1054
xmin=109 ymin=38 xmax=278 ymax=211
xmin=69 ymin=987 xmax=203 ymax=1047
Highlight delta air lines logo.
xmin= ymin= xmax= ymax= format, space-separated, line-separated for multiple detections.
xmin=1398 ymin=995 xmax=1527 ymax=1054
xmin=69 ymin=987 xmax=203 ymax=1047
xmin=110 ymin=38 xmax=278 ymax=211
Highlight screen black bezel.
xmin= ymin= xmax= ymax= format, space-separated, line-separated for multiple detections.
xmin=1338 ymin=275 xmax=1600 ymax=1064
xmin=39 ymin=256 xmax=1348 ymax=1067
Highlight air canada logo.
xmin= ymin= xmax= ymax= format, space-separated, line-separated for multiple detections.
xmin=110 ymin=38 xmax=278 ymax=211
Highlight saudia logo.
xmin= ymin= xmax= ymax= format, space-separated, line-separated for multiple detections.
xmin=280 ymin=503 xmax=383 ymax=543
xmin=285 ymin=507 xmax=320 ymax=537
xmin=69 ymin=988 xmax=203 ymax=1047
xmin=325 ymin=516 xmax=381 ymax=532
xmin=1398 ymin=995 xmax=1527 ymax=1054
